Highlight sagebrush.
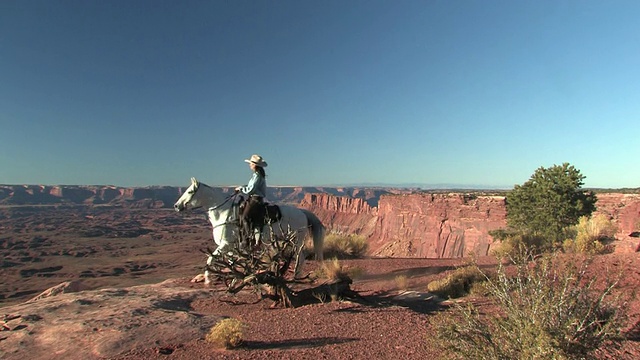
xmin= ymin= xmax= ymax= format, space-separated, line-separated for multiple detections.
xmin=433 ymin=252 xmax=625 ymax=359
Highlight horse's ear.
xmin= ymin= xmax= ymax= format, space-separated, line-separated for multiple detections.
xmin=191 ymin=177 xmax=196 ymax=185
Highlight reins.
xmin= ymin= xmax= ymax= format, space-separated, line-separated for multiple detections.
xmin=208 ymin=192 xmax=238 ymax=211
xmin=208 ymin=193 xmax=241 ymax=230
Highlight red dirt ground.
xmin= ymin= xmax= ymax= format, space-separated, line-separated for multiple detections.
xmin=2 ymin=206 xmax=639 ymax=359
xmin=111 ymin=253 xmax=640 ymax=360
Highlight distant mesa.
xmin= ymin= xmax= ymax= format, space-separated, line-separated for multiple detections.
xmin=0 ymin=184 xmax=397 ymax=209
xmin=2 ymin=184 xmax=638 ymax=256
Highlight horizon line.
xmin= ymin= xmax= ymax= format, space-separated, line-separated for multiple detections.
xmin=1 ymin=183 xmax=638 ymax=191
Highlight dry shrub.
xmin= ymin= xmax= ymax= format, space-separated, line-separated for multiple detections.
xmin=563 ymin=214 xmax=617 ymax=255
xmin=323 ymin=233 xmax=369 ymax=259
xmin=394 ymin=275 xmax=409 ymax=291
xmin=433 ymin=252 xmax=625 ymax=359
xmin=427 ymin=265 xmax=486 ymax=299
xmin=205 ymin=318 xmax=246 ymax=349
xmin=318 ymin=258 xmax=351 ymax=281
xmin=347 ymin=265 xmax=366 ymax=280
xmin=311 ymin=263 xmax=365 ymax=280
xmin=490 ymin=230 xmax=549 ymax=261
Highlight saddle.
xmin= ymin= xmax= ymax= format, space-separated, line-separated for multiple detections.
xmin=263 ymin=203 xmax=282 ymax=225
xmin=238 ymin=197 xmax=282 ymax=228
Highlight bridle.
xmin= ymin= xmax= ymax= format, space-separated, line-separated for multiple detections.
xmin=186 ymin=184 xmax=242 ymax=230
xmin=208 ymin=192 xmax=237 ymax=211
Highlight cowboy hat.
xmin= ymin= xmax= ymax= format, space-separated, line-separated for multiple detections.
xmin=244 ymin=154 xmax=268 ymax=167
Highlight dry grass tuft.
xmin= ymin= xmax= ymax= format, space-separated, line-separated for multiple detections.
xmin=394 ymin=275 xmax=409 ymax=291
xmin=318 ymin=258 xmax=351 ymax=281
xmin=563 ymin=214 xmax=617 ymax=255
xmin=205 ymin=318 xmax=246 ymax=349
xmin=427 ymin=265 xmax=486 ymax=299
xmin=323 ymin=233 xmax=369 ymax=259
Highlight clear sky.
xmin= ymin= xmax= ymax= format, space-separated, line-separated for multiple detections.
xmin=1 ymin=1 xmax=638 ymax=189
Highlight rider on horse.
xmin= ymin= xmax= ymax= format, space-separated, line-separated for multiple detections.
xmin=235 ymin=154 xmax=268 ymax=242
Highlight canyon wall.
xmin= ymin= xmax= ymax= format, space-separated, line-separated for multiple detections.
xmin=302 ymin=192 xmax=507 ymax=258
xmin=299 ymin=193 xmax=379 ymax=236
xmin=301 ymin=192 xmax=640 ymax=258
xmin=371 ymin=193 xmax=507 ymax=258
xmin=591 ymin=194 xmax=640 ymax=251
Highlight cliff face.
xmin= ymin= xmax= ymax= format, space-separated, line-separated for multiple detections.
xmin=592 ymin=194 xmax=640 ymax=251
xmin=301 ymin=192 xmax=640 ymax=258
xmin=370 ymin=194 xmax=507 ymax=258
xmin=300 ymin=192 xmax=507 ymax=257
xmin=267 ymin=187 xmax=389 ymax=206
xmin=299 ymin=193 xmax=379 ymax=236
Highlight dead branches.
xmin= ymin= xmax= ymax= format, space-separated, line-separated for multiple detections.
xmin=203 ymin=226 xmax=357 ymax=308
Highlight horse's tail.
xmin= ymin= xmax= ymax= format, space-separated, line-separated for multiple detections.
xmin=301 ymin=209 xmax=325 ymax=261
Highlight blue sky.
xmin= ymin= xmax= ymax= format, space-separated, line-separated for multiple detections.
xmin=1 ymin=1 xmax=638 ymax=189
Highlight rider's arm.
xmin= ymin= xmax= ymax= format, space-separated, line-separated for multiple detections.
xmin=237 ymin=173 xmax=259 ymax=195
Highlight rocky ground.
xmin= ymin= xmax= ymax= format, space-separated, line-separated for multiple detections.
xmin=1 ymin=206 xmax=639 ymax=359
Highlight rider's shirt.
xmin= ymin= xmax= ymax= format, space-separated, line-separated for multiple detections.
xmin=239 ymin=172 xmax=266 ymax=198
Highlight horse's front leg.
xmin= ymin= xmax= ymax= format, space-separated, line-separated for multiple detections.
xmin=204 ymin=254 xmax=214 ymax=285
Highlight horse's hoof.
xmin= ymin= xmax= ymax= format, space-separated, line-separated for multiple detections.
xmin=190 ymin=274 xmax=206 ymax=283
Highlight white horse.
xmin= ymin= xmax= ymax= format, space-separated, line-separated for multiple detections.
xmin=174 ymin=177 xmax=325 ymax=284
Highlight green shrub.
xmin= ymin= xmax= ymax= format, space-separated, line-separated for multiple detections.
xmin=433 ymin=253 xmax=625 ymax=359
xmin=205 ymin=318 xmax=246 ymax=349
xmin=505 ymin=163 xmax=597 ymax=245
xmin=563 ymin=214 xmax=617 ymax=255
xmin=323 ymin=233 xmax=369 ymax=258
xmin=427 ymin=265 xmax=486 ymax=299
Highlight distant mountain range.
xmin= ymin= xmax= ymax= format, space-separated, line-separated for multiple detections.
xmin=328 ymin=182 xmax=513 ymax=190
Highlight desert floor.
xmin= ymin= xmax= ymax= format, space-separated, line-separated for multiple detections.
xmin=1 ymin=206 xmax=639 ymax=359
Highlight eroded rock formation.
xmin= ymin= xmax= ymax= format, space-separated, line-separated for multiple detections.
xmin=302 ymin=192 xmax=506 ymax=258
xmin=592 ymin=194 xmax=640 ymax=252
xmin=300 ymin=193 xmax=379 ymax=236
xmin=371 ymin=193 xmax=507 ymax=258
xmin=300 ymin=192 xmax=640 ymax=257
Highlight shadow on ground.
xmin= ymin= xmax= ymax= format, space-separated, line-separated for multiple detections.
xmin=243 ymin=336 xmax=359 ymax=350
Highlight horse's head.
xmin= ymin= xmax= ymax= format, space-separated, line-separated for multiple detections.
xmin=174 ymin=177 xmax=201 ymax=212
